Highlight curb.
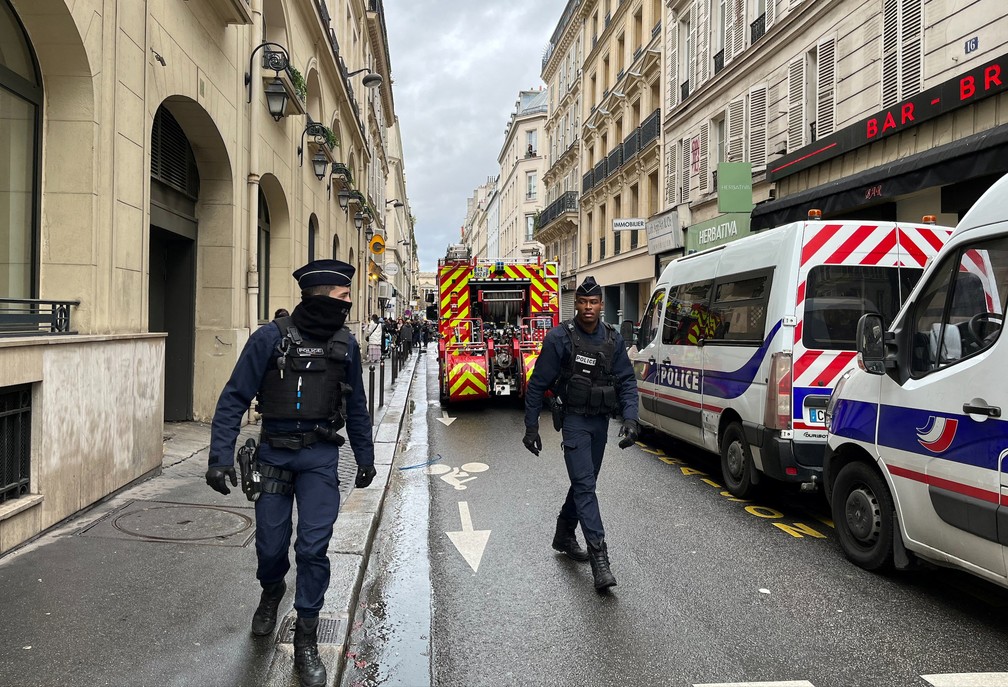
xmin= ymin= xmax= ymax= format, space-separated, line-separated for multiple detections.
xmin=262 ymin=351 xmax=422 ymax=686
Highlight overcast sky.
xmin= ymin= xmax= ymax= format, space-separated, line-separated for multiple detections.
xmin=385 ymin=1 xmax=562 ymax=272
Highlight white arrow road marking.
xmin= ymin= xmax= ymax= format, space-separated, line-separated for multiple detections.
xmin=436 ymin=410 xmax=456 ymax=427
xmin=445 ymin=501 xmax=490 ymax=573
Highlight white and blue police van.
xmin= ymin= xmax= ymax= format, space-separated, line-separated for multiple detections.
xmin=630 ymin=213 xmax=953 ymax=497
xmin=825 ymin=174 xmax=1008 ymax=585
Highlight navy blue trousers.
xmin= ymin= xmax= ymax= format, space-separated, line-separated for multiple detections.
xmin=254 ymin=442 xmax=341 ymax=618
xmin=558 ymin=413 xmax=609 ymax=545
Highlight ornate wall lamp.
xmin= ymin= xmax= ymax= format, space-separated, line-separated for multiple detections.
xmin=245 ymin=42 xmax=290 ymax=120
xmin=385 ymin=199 xmax=405 ymax=209
xmin=347 ymin=67 xmax=383 ymax=89
xmin=298 ymin=121 xmax=329 ymax=180
xmin=337 ymin=188 xmax=351 ymax=211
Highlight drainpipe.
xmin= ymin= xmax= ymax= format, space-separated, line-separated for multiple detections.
xmin=246 ymin=0 xmax=264 ymax=333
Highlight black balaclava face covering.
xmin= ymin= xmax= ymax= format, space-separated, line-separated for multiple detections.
xmin=291 ymin=294 xmax=352 ymax=340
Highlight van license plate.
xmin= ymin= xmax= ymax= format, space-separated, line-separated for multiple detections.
xmin=807 ymin=408 xmax=826 ymax=424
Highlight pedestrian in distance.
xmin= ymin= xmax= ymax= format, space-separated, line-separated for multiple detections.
xmin=522 ymin=276 xmax=640 ymax=593
xmin=366 ymin=314 xmax=383 ymax=364
xmin=400 ymin=319 xmax=414 ymax=356
xmin=205 ymin=258 xmax=377 ymax=687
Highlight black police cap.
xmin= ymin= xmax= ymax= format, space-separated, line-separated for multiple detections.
xmin=576 ymin=276 xmax=602 ymax=298
xmin=292 ymin=259 xmax=355 ymax=289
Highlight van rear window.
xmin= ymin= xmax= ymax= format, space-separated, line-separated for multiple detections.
xmin=803 ymin=265 xmax=921 ymax=350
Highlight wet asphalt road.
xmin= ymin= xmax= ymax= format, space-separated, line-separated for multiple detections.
xmin=342 ymin=349 xmax=1008 ymax=687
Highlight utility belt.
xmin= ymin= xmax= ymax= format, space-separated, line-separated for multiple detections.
xmin=261 ymin=425 xmax=345 ymax=450
xmin=237 ymin=439 xmax=295 ymax=500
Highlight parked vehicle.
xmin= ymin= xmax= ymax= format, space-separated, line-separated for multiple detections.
xmin=631 ymin=213 xmax=953 ymax=496
xmin=825 ymin=175 xmax=1008 ymax=586
xmin=436 ymin=244 xmax=560 ymax=404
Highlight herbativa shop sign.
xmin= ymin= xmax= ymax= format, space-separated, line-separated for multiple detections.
xmin=686 ymin=213 xmax=751 ymax=253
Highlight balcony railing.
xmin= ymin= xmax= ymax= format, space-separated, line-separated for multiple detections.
xmin=536 ymin=191 xmax=579 ymax=232
xmin=640 ymin=108 xmax=661 ymax=148
xmin=582 ymin=170 xmax=594 ymax=194
xmin=681 ymin=79 xmax=690 ymax=102
xmin=607 ymin=146 xmax=623 ymax=174
xmin=751 ymin=13 xmax=766 ymax=44
xmin=0 ymin=298 xmax=80 ymax=337
xmin=714 ymin=49 xmax=724 ymax=75
xmin=623 ymin=128 xmax=640 ymax=160
xmin=593 ymin=159 xmax=607 ymax=187
xmin=652 ymin=21 xmax=662 ymax=38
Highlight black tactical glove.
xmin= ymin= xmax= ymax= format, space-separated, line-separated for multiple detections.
xmin=618 ymin=419 xmax=641 ymax=449
xmin=522 ymin=425 xmax=542 ymax=456
xmin=355 ymin=465 xmax=377 ymax=488
xmin=205 ymin=466 xmax=238 ymax=495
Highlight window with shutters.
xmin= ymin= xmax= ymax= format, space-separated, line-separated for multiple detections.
xmin=681 ymin=13 xmax=692 ymax=100
xmin=805 ymin=45 xmax=818 ymax=143
xmin=786 ymin=55 xmax=806 ymax=152
xmin=714 ymin=0 xmax=727 ymax=74
xmin=816 ymin=36 xmax=836 ymax=139
xmin=714 ymin=114 xmax=726 ymax=167
xmin=666 ymin=12 xmax=678 ymax=111
xmin=727 ymin=96 xmax=745 ymax=162
xmin=665 ymin=144 xmax=678 ymax=206
xmin=748 ymin=84 xmax=768 ymax=168
xmin=693 ymin=0 xmax=711 ymax=87
xmin=881 ymin=0 xmax=923 ymax=108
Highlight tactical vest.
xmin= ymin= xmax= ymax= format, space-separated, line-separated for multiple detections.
xmin=257 ymin=317 xmax=351 ymax=427
xmin=558 ymin=319 xmax=620 ymax=416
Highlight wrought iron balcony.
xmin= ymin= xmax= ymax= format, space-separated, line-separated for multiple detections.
xmin=536 ymin=191 xmax=579 ymax=232
xmin=0 ymin=298 xmax=80 ymax=337
xmin=607 ymin=146 xmax=623 ymax=175
xmin=583 ymin=170 xmax=594 ymax=194
xmin=593 ymin=159 xmax=607 ymax=187
xmin=714 ymin=49 xmax=725 ymax=75
xmin=623 ymin=128 xmax=640 ymax=160
xmin=640 ymin=108 xmax=661 ymax=148
xmin=681 ymin=79 xmax=690 ymax=102
xmin=751 ymin=13 xmax=766 ymax=44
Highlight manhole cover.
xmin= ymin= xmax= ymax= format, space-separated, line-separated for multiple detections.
xmin=79 ymin=500 xmax=255 ymax=547
xmin=113 ymin=504 xmax=252 ymax=542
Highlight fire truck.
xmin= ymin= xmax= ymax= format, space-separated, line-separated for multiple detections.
xmin=437 ymin=244 xmax=560 ymax=404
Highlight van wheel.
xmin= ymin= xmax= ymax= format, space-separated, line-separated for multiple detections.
xmin=720 ymin=423 xmax=755 ymax=498
xmin=831 ymin=461 xmax=894 ymax=571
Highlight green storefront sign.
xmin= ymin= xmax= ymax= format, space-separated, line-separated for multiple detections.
xmin=717 ymin=162 xmax=754 ymax=213
xmin=686 ymin=213 xmax=752 ymax=253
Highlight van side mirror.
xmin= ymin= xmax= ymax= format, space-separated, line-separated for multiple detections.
xmin=856 ymin=313 xmax=886 ymax=375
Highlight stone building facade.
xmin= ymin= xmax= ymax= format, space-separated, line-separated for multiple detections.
xmin=0 ymin=0 xmax=408 ymax=554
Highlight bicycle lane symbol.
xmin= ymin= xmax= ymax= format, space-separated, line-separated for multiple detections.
xmin=424 ymin=462 xmax=489 ymax=490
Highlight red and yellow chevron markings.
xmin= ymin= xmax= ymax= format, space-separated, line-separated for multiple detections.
xmin=448 ymin=358 xmax=489 ymax=401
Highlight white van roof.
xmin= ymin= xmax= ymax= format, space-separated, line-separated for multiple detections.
xmin=957 ymin=172 xmax=1008 ymax=234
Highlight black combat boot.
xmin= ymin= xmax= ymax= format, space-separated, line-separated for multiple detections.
xmin=293 ymin=616 xmax=327 ymax=687
xmin=587 ymin=539 xmax=617 ymax=592
xmin=250 ymin=581 xmax=286 ymax=636
xmin=552 ymin=517 xmax=589 ymax=562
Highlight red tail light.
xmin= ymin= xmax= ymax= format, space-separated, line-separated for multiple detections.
xmin=765 ymin=352 xmax=792 ymax=431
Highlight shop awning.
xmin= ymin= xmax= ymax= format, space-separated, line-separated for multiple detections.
xmin=751 ymin=124 xmax=1008 ymax=230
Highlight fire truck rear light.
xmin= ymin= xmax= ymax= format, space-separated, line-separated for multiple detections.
xmin=785 ymin=466 xmax=798 ymax=476
xmin=808 ymin=209 xmax=822 ymax=220
xmin=922 ymin=215 xmax=937 ymax=224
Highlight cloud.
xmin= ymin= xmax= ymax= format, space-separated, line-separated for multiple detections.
xmin=385 ymin=0 xmax=559 ymax=271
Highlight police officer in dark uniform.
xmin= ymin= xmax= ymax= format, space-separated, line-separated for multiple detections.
xmin=522 ymin=276 xmax=640 ymax=592
xmin=205 ymin=259 xmax=376 ymax=687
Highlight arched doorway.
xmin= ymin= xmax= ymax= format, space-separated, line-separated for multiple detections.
xmin=149 ymin=106 xmax=198 ymax=421
xmin=258 ymin=188 xmax=271 ymax=320
xmin=332 ymin=234 xmax=340 ymax=260
xmin=308 ymin=213 xmax=318 ymax=262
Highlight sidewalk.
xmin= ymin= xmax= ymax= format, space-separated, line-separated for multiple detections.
xmin=0 ymin=349 xmax=423 ymax=687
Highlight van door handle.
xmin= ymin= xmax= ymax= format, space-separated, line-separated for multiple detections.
xmin=963 ymin=401 xmax=1001 ymax=418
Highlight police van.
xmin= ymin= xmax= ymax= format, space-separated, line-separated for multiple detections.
xmin=824 ymin=174 xmax=1008 ymax=585
xmin=630 ymin=214 xmax=953 ymax=497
